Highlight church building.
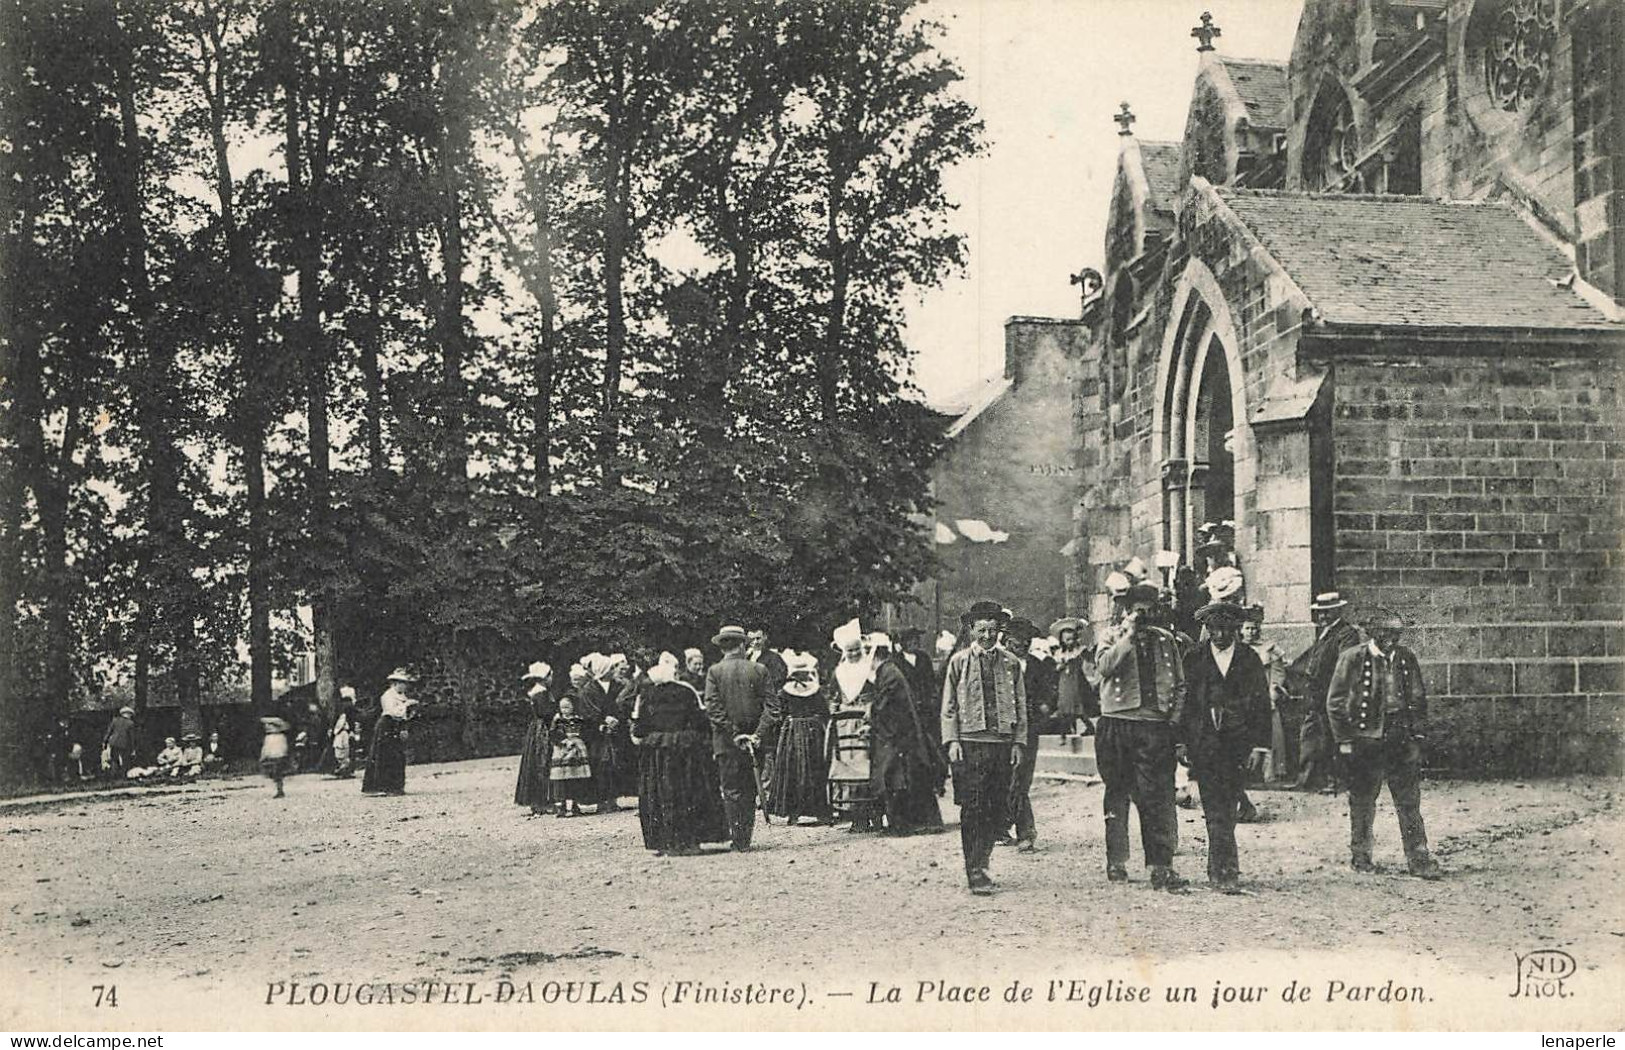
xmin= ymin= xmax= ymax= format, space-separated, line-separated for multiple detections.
xmin=931 ymin=0 xmax=1624 ymax=775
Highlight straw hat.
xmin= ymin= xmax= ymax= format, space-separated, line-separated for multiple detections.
xmin=712 ymin=625 xmax=749 ymax=647
xmin=1205 ymin=566 xmax=1245 ymax=602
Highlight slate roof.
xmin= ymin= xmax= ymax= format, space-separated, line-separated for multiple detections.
xmin=1139 ymin=142 xmax=1184 ymax=218
xmin=936 ymin=376 xmax=1013 ymax=440
xmin=1217 ymin=189 xmax=1621 ymax=331
xmin=1216 ymin=56 xmax=1290 ymax=128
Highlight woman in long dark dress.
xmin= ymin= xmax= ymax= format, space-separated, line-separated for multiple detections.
xmin=362 ymin=668 xmax=417 ymax=795
xmin=513 ymin=661 xmax=557 ymax=815
xmin=632 ymin=653 xmax=728 ymax=855
xmin=769 ymin=651 xmax=832 ymax=824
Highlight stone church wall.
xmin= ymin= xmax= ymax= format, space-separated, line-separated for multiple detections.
xmin=1329 ymin=349 xmax=1625 ymax=774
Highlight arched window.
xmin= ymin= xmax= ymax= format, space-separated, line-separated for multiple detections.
xmin=1304 ymin=80 xmax=1361 ymax=192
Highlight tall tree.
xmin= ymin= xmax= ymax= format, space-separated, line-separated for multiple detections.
xmin=104 ymin=0 xmax=207 ymax=715
xmin=181 ymin=0 xmax=279 ymax=713
xmin=264 ymin=0 xmax=345 ymax=717
xmin=540 ymin=0 xmax=694 ymax=487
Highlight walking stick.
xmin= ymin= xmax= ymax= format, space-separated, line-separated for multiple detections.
xmin=739 ymin=736 xmax=772 ymax=827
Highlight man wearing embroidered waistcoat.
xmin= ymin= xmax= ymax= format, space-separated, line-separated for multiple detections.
xmin=1095 ymin=576 xmax=1189 ymax=890
xmin=1326 ymin=609 xmax=1443 ymax=880
xmin=940 ymin=601 xmax=1027 ymax=895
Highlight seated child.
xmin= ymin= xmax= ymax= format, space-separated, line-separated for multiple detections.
xmin=156 ymin=736 xmax=183 ymax=776
xmin=178 ymin=734 xmax=204 ymax=778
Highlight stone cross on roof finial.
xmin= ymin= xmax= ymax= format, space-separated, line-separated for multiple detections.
xmin=1114 ymin=101 xmax=1136 ymax=136
xmin=1192 ymin=11 xmax=1221 ymax=52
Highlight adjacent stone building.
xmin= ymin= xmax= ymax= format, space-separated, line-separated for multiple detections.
xmin=938 ymin=0 xmax=1625 ymax=774
xmin=912 ymin=319 xmax=1089 ymax=638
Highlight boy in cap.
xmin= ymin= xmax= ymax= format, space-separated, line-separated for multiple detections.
xmin=1327 ymin=609 xmax=1442 ymax=879
xmin=940 ymin=601 xmax=1027 ymax=894
xmin=1178 ymin=601 xmax=1272 ymax=891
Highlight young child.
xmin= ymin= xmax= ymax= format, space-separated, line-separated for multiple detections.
xmin=548 ymin=698 xmax=594 ymax=817
xmin=260 ymin=717 xmax=291 ymax=798
xmin=155 ymin=736 xmax=183 ymax=777
xmin=178 ymin=734 xmax=204 ymax=778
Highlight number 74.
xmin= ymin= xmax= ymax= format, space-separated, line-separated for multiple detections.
xmin=92 ymin=984 xmax=118 ymax=1007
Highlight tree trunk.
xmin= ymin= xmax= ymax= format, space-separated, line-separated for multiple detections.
xmin=111 ymin=2 xmax=197 ymax=715
xmin=600 ymin=153 xmax=628 ymax=487
xmin=281 ymin=35 xmax=337 ymax=720
xmin=361 ymin=282 xmax=385 ymax=478
xmin=0 ymin=0 xmax=28 ymax=778
xmin=821 ymin=173 xmax=848 ymax=429
xmin=529 ymin=175 xmax=558 ymax=501
xmin=202 ymin=24 xmax=274 ymax=715
xmin=39 ymin=392 xmax=84 ymax=720
xmin=438 ymin=73 xmax=471 ymax=485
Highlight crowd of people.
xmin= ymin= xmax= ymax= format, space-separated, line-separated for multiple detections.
xmin=61 ymin=517 xmax=1442 ymax=898
xmin=474 ymin=528 xmax=1442 ymax=896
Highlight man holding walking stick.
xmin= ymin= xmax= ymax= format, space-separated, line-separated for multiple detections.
xmin=704 ymin=624 xmax=780 ymax=851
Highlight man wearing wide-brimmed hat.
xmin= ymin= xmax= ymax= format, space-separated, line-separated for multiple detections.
xmin=702 ymin=624 xmax=779 ymax=850
xmin=1327 ymin=608 xmax=1442 ymax=879
xmin=1293 ymin=591 xmax=1363 ymax=792
xmin=1178 ymin=600 xmax=1272 ymax=892
xmin=1094 ymin=572 xmax=1189 ymax=890
xmin=940 ymin=601 xmax=1028 ymax=895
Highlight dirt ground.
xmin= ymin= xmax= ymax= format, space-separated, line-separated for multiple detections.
xmin=2 ymin=758 xmax=1622 ymax=1031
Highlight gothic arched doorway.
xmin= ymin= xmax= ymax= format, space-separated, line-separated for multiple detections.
xmin=1154 ymin=259 xmax=1248 ymax=568
xmin=1189 ymin=337 xmax=1235 ymax=532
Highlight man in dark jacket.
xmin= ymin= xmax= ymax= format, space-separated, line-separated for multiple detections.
xmin=864 ymin=633 xmax=937 ymax=835
xmin=1327 ymin=609 xmax=1442 ymax=879
xmin=103 ymin=706 xmax=137 ymax=779
xmin=1294 ymin=591 xmax=1363 ymax=792
xmin=1001 ymin=617 xmax=1049 ymax=852
xmin=746 ymin=628 xmax=788 ymax=692
xmin=704 ymin=625 xmax=779 ymax=850
xmin=894 ymin=628 xmax=946 ymax=830
xmin=1178 ymin=601 xmax=1272 ymax=892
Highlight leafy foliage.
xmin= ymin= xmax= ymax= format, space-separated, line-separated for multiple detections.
xmin=0 ymin=0 xmax=982 ymax=770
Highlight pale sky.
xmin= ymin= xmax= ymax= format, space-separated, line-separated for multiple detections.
xmin=905 ymin=0 xmax=1304 ymax=404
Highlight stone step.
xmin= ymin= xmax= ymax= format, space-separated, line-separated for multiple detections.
xmin=1035 ymin=733 xmax=1097 ymax=778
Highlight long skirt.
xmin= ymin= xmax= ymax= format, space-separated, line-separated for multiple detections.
xmin=362 ymin=716 xmax=407 ymax=794
xmin=828 ymin=719 xmax=876 ymax=818
xmin=513 ymin=717 xmax=551 ymax=811
xmin=769 ymin=716 xmax=831 ymax=821
xmin=637 ymin=740 xmax=729 ymax=851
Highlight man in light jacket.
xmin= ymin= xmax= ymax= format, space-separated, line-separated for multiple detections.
xmin=940 ymin=600 xmax=1027 ymax=896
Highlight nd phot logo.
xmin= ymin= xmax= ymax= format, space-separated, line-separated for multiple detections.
xmin=1509 ymin=949 xmax=1576 ymax=999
